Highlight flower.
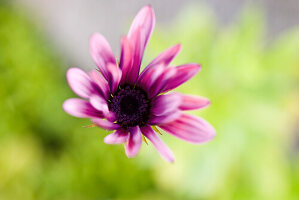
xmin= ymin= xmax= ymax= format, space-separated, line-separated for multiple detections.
xmin=63 ymin=5 xmax=215 ymax=162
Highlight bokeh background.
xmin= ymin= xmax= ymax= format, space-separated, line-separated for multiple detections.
xmin=1 ymin=0 xmax=299 ymax=199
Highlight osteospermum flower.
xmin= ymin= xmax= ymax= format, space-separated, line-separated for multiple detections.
xmin=63 ymin=5 xmax=215 ymax=162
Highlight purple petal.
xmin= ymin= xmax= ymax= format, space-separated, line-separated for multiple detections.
xmin=119 ymin=36 xmax=134 ymax=85
xmin=151 ymin=93 xmax=182 ymax=116
xmin=89 ymin=94 xmax=109 ymax=114
xmin=159 ymin=114 xmax=215 ymax=144
xmin=92 ymin=118 xmax=120 ymax=130
xmin=90 ymin=33 xmax=116 ymax=81
xmin=104 ymin=129 xmax=129 ymax=144
xmin=125 ymin=126 xmax=142 ymax=158
xmin=124 ymin=28 xmax=143 ymax=84
xmin=128 ymin=6 xmax=155 ymax=41
xmin=139 ymin=44 xmax=181 ymax=78
xmin=66 ymin=68 xmax=95 ymax=99
xmin=148 ymin=67 xmax=177 ymax=98
xmin=126 ymin=6 xmax=155 ymax=83
xmin=106 ymin=63 xmax=122 ymax=93
xmin=63 ymin=98 xmax=102 ymax=118
xmin=141 ymin=125 xmax=175 ymax=162
xmin=105 ymin=111 xmax=117 ymax=122
xmin=119 ymin=37 xmax=132 ymax=70
xmin=149 ymin=110 xmax=181 ymax=125
xmin=89 ymin=70 xmax=110 ymax=100
xmin=162 ymin=63 xmax=201 ymax=93
xmin=136 ymin=63 xmax=165 ymax=91
xmin=179 ymin=94 xmax=210 ymax=110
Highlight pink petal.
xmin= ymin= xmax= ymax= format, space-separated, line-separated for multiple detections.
xmin=179 ymin=94 xmax=210 ymax=110
xmin=139 ymin=44 xmax=181 ymax=78
xmin=105 ymin=111 xmax=117 ymax=122
xmin=148 ymin=67 xmax=177 ymax=98
xmin=162 ymin=63 xmax=201 ymax=93
xmin=106 ymin=63 xmax=122 ymax=93
xmin=125 ymin=126 xmax=142 ymax=158
xmin=89 ymin=70 xmax=110 ymax=100
xmin=136 ymin=63 xmax=165 ymax=91
xmin=89 ymin=94 xmax=109 ymax=114
xmin=125 ymin=28 xmax=143 ymax=84
xmin=128 ymin=5 xmax=155 ymax=54
xmin=63 ymin=98 xmax=102 ymax=118
xmin=104 ymin=129 xmax=129 ymax=144
xmin=126 ymin=6 xmax=155 ymax=83
xmin=66 ymin=68 xmax=95 ymax=99
xmin=92 ymin=118 xmax=120 ymax=130
xmin=159 ymin=114 xmax=215 ymax=144
xmin=141 ymin=125 xmax=175 ymax=162
xmin=90 ymin=33 xmax=116 ymax=81
xmin=149 ymin=110 xmax=181 ymax=125
xmin=128 ymin=6 xmax=155 ymax=40
xmin=151 ymin=93 xmax=182 ymax=116
xmin=119 ymin=36 xmax=134 ymax=85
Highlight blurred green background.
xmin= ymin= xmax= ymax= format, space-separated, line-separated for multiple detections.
xmin=1 ymin=1 xmax=299 ymax=200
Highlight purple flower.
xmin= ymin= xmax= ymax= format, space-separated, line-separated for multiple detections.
xmin=63 ymin=5 xmax=215 ymax=162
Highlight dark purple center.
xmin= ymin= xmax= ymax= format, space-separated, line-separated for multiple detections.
xmin=109 ymin=85 xmax=150 ymax=128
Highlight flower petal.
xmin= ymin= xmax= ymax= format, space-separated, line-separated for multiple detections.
xmin=89 ymin=94 xmax=109 ymax=114
xmin=148 ymin=66 xmax=177 ymax=98
xmin=136 ymin=63 xmax=165 ymax=91
xmin=63 ymin=98 xmax=102 ymax=118
xmin=119 ymin=36 xmax=134 ymax=85
xmin=162 ymin=63 xmax=201 ymax=93
xmin=105 ymin=111 xmax=117 ymax=122
xmin=179 ymin=94 xmax=210 ymax=110
xmin=90 ymin=33 xmax=116 ymax=81
xmin=124 ymin=28 xmax=143 ymax=84
xmin=159 ymin=114 xmax=215 ymax=144
xmin=139 ymin=44 xmax=181 ymax=78
xmin=104 ymin=129 xmax=129 ymax=144
xmin=128 ymin=5 xmax=155 ymax=40
xmin=128 ymin=5 xmax=155 ymax=58
xmin=151 ymin=93 xmax=182 ymax=116
xmin=89 ymin=70 xmax=110 ymax=100
xmin=125 ymin=126 xmax=142 ymax=158
xmin=141 ymin=125 xmax=175 ymax=162
xmin=92 ymin=118 xmax=120 ymax=130
xmin=66 ymin=68 xmax=95 ymax=99
xmin=127 ymin=5 xmax=155 ymax=83
xmin=149 ymin=110 xmax=181 ymax=125
xmin=106 ymin=63 xmax=122 ymax=93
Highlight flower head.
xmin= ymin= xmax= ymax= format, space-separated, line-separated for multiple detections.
xmin=63 ymin=5 xmax=215 ymax=162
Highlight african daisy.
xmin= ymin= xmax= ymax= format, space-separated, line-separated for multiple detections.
xmin=63 ymin=5 xmax=215 ymax=162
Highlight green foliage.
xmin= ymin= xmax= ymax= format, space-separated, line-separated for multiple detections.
xmin=0 ymin=2 xmax=299 ymax=200
xmin=148 ymin=4 xmax=299 ymax=200
xmin=0 ymin=3 xmax=162 ymax=200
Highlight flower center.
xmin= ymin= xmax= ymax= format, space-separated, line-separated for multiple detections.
xmin=109 ymin=85 xmax=150 ymax=128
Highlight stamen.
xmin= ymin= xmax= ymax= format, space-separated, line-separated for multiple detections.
xmin=152 ymin=126 xmax=163 ymax=135
xmin=83 ymin=124 xmax=97 ymax=128
xmin=142 ymin=135 xmax=148 ymax=145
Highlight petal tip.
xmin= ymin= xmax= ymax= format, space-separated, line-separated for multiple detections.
xmin=62 ymin=100 xmax=69 ymax=113
xmin=125 ymin=150 xmax=138 ymax=158
xmin=175 ymin=43 xmax=182 ymax=50
xmin=165 ymin=154 xmax=175 ymax=163
xmin=144 ymin=4 xmax=154 ymax=12
xmin=89 ymin=33 xmax=99 ymax=46
xmin=203 ymin=98 xmax=211 ymax=107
